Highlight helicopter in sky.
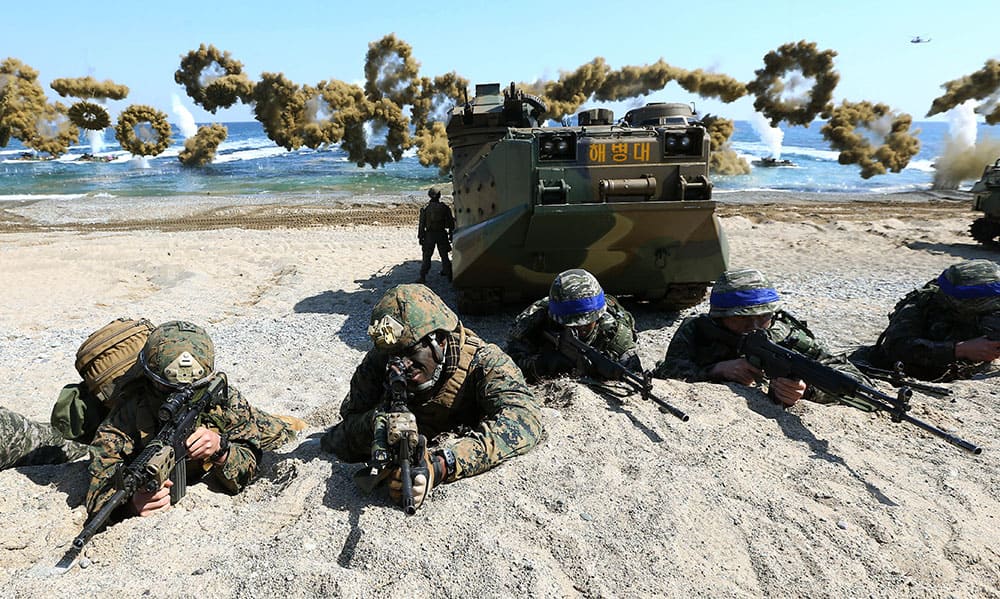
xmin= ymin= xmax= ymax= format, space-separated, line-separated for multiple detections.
xmin=910 ymin=36 xmax=932 ymax=44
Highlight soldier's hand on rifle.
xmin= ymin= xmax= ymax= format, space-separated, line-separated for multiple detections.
xmin=388 ymin=435 xmax=435 ymax=511
xmin=769 ymin=377 xmax=808 ymax=407
xmin=708 ymin=358 xmax=762 ymax=386
xmin=955 ymin=337 xmax=1000 ymax=362
xmin=131 ymin=479 xmax=173 ymax=517
xmin=535 ymin=349 xmax=575 ymax=377
xmin=186 ymin=426 xmax=225 ymax=462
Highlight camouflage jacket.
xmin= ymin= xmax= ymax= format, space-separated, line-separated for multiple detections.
xmin=85 ymin=377 xmax=262 ymax=517
xmin=870 ymin=283 xmax=998 ymax=381
xmin=506 ymin=295 xmax=641 ymax=382
xmin=321 ymin=326 xmax=544 ymax=482
xmin=0 ymin=406 xmax=88 ymax=470
xmin=418 ymin=200 xmax=455 ymax=244
xmin=653 ymin=311 xmax=869 ymax=405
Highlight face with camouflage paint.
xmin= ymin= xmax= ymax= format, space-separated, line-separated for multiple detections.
xmin=393 ymin=334 xmax=445 ymax=392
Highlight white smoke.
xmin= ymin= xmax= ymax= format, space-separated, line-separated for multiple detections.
xmin=86 ymin=129 xmax=105 ymax=154
xmin=750 ymin=111 xmax=785 ymax=159
xmin=949 ymin=99 xmax=978 ymax=149
xmin=171 ymin=94 xmax=198 ymax=138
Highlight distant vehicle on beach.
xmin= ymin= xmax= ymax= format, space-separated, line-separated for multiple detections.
xmin=970 ymin=158 xmax=1000 ymax=248
xmin=445 ymin=82 xmax=729 ymax=313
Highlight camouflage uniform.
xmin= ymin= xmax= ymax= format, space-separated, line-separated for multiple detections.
xmin=0 ymin=406 xmax=88 ymax=470
xmin=507 ymin=297 xmax=641 ymax=382
xmin=84 ymin=322 xmax=263 ymax=518
xmin=653 ymin=268 xmax=871 ymax=406
xmin=418 ymin=187 xmax=455 ymax=281
xmin=321 ymin=284 xmax=543 ymax=482
xmin=52 ymin=317 xmax=299 ymax=449
xmin=506 ymin=269 xmax=640 ymax=382
xmin=866 ymin=260 xmax=1000 ymax=381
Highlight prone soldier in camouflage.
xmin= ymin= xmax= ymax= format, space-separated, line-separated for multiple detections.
xmin=417 ymin=186 xmax=456 ymax=283
xmin=86 ymin=321 xmax=267 ymax=520
xmin=53 ymin=318 xmax=303 ymax=449
xmin=321 ymin=284 xmax=543 ymax=511
xmin=506 ymin=269 xmax=642 ymax=382
xmin=653 ymin=268 xmax=873 ymax=409
xmin=863 ymin=259 xmax=1000 ymax=381
xmin=0 ymin=406 xmax=88 ymax=470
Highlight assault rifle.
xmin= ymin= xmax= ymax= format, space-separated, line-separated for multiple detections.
xmin=853 ymin=361 xmax=952 ymax=397
xmin=365 ymin=357 xmax=419 ymax=514
xmin=542 ymin=329 xmax=689 ymax=422
xmin=736 ymin=329 xmax=981 ymax=455
xmin=73 ymin=375 xmax=228 ymax=550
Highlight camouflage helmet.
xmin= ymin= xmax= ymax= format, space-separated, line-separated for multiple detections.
xmin=709 ymin=268 xmax=781 ymax=317
xmin=428 ymin=186 xmax=442 ymax=199
xmin=368 ymin=284 xmax=458 ymax=352
xmin=936 ymin=259 xmax=1000 ymax=313
xmin=548 ymin=269 xmax=606 ymax=326
xmin=140 ymin=321 xmax=215 ymax=388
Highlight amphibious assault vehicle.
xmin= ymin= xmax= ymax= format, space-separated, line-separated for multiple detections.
xmin=970 ymin=158 xmax=1000 ymax=248
xmin=445 ymin=82 xmax=729 ymax=312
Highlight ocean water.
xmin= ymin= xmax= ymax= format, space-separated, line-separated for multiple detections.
xmin=0 ymin=119 xmax=993 ymax=201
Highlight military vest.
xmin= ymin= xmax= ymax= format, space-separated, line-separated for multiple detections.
xmin=408 ymin=327 xmax=483 ymax=439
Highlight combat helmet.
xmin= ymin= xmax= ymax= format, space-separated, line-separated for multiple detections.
xmin=368 ymin=284 xmax=458 ymax=353
xmin=709 ymin=268 xmax=781 ymax=317
xmin=936 ymin=259 xmax=1000 ymax=313
xmin=428 ymin=186 xmax=442 ymax=200
xmin=140 ymin=321 xmax=215 ymax=389
xmin=548 ymin=269 xmax=606 ymax=327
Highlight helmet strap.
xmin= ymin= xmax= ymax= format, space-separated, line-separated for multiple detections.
xmin=427 ymin=335 xmax=445 ymax=363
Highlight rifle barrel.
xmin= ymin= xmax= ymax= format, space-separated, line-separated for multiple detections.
xmin=73 ymin=488 xmax=128 ymax=549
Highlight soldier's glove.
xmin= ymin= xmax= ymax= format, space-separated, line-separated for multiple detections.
xmin=418 ymin=235 xmax=426 ymax=245
xmin=388 ymin=435 xmax=434 ymax=511
xmin=535 ymin=349 xmax=575 ymax=377
xmin=386 ymin=411 xmax=418 ymax=446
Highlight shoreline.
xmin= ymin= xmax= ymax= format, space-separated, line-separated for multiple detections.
xmin=0 ymin=189 xmax=976 ymax=233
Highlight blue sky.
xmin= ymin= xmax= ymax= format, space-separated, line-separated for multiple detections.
xmin=5 ymin=0 xmax=998 ymax=125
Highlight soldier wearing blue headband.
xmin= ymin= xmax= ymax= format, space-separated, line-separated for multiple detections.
xmin=654 ymin=268 xmax=871 ymax=409
xmin=865 ymin=260 xmax=1000 ymax=381
xmin=507 ymin=269 xmax=641 ymax=382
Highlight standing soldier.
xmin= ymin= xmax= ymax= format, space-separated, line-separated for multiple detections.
xmin=506 ymin=269 xmax=642 ymax=382
xmin=321 ymin=284 xmax=543 ymax=512
xmin=417 ymin=186 xmax=455 ymax=283
xmin=863 ymin=259 xmax=1000 ymax=381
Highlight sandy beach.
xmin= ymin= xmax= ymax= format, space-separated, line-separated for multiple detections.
xmin=1 ymin=190 xmax=997 ymax=598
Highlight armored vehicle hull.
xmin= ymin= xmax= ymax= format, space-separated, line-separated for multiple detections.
xmin=970 ymin=159 xmax=1000 ymax=248
xmin=447 ymin=83 xmax=729 ymax=312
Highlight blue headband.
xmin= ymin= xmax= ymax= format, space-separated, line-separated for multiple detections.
xmin=937 ymin=273 xmax=1000 ymax=299
xmin=710 ymin=287 xmax=780 ymax=309
xmin=549 ymin=291 xmax=606 ymax=317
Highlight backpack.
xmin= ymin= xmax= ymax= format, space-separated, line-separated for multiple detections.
xmin=75 ymin=317 xmax=155 ymax=405
xmin=51 ymin=318 xmax=154 ymax=442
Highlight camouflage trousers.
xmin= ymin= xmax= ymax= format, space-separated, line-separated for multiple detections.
xmin=253 ymin=407 xmax=301 ymax=451
xmin=0 ymin=406 xmax=89 ymax=470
